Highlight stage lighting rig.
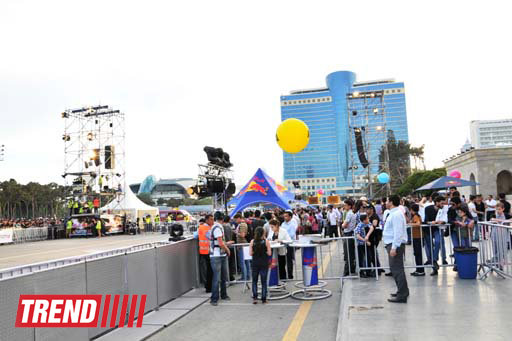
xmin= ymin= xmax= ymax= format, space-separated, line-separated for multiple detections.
xmin=198 ymin=146 xmax=235 ymax=212
xmin=203 ymin=146 xmax=233 ymax=168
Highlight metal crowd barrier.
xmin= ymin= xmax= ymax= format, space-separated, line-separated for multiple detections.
xmin=477 ymin=222 xmax=512 ymax=280
xmin=145 ymin=221 xmax=197 ymax=235
xmin=200 ymin=221 xmax=512 ymax=288
xmin=0 ymin=238 xmax=200 ymax=341
xmin=356 ymin=223 xmax=479 ymax=279
xmin=12 ymin=227 xmax=49 ymax=244
xmin=223 ymin=235 xmax=360 ymax=289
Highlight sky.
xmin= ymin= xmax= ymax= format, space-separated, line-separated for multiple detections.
xmin=1 ymin=0 xmax=512 ymax=189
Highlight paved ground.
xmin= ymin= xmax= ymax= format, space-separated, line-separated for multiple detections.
xmin=0 ymin=233 xmax=168 ymax=269
xmin=338 ymin=248 xmax=512 ymax=341
xmin=147 ymin=242 xmax=344 ymax=341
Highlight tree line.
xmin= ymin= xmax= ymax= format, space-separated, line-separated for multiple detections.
xmin=0 ymin=179 xmax=71 ymax=219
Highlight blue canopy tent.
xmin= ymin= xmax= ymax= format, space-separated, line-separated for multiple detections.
xmin=228 ymin=168 xmax=293 ymax=217
xmin=415 ymin=176 xmax=479 ymax=191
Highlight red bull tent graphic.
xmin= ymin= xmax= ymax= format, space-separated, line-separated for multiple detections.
xmin=228 ymin=168 xmax=293 ymax=217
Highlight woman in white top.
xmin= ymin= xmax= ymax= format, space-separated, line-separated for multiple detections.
xmin=267 ymin=219 xmax=292 ymax=280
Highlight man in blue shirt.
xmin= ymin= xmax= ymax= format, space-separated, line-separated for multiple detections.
xmin=383 ymin=195 xmax=409 ymax=303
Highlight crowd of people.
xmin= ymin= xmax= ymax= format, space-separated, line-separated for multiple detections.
xmin=194 ymin=188 xmax=511 ymax=306
xmin=0 ymin=217 xmax=62 ymax=228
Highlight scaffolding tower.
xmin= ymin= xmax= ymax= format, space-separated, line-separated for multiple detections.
xmin=346 ymin=90 xmax=390 ymax=198
xmin=62 ymin=105 xmax=126 ymax=210
xmin=197 ymin=163 xmax=234 ymax=213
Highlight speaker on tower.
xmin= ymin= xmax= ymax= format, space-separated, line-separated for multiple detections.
xmin=105 ymin=145 xmax=115 ymax=169
xmin=354 ymin=128 xmax=369 ymax=168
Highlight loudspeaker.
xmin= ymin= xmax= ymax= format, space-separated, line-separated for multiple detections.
xmin=105 ymin=145 xmax=115 ymax=169
xmin=354 ymin=129 xmax=369 ymax=168
xmin=226 ymin=182 xmax=236 ymax=197
xmin=207 ymin=179 xmax=225 ymax=193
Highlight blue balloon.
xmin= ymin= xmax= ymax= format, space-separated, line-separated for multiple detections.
xmin=377 ymin=172 xmax=390 ymax=184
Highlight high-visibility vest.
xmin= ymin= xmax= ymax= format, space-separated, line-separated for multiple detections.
xmin=145 ymin=216 xmax=151 ymax=224
xmin=67 ymin=200 xmax=73 ymax=208
xmin=73 ymin=202 xmax=79 ymax=209
xmin=167 ymin=216 xmax=172 ymax=223
xmin=198 ymin=224 xmax=211 ymax=255
xmin=88 ymin=201 xmax=93 ymax=209
xmin=79 ymin=206 xmax=84 ymax=214
xmin=155 ymin=216 xmax=160 ymax=223
xmin=67 ymin=220 xmax=73 ymax=230
xmin=96 ymin=221 xmax=101 ymax=230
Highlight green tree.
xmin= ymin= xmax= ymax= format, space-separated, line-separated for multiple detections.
xmin=166 ymin=198 xmax=184 ymax=208
xmin=376 ymin=130 xmax=417 ymax=194
xmin=396 ymin=168 xmax=447 ymax=197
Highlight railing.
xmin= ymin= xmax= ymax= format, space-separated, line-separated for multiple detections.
xmin=0 ymin=238 xmax=200 ymax=341
xmin=143 ymin=221 xmax=198 ymax=234
xmin=12 ymin=226 xmax=49 ymax=243
xmin=219 ymin=235 xmax=359 ymax=286
xmin=0 ymin=241 xmax=169 ymax=281
xmin=477 ymin=221 xmax=512 ymax=280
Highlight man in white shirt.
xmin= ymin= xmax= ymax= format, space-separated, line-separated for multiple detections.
xmin=327 ymin=206 xmax=339 ymax=238
xmin=281 ymin=211 xmax=298 ymax=279
xmin=210 ymin=212 xmax=231 ymax=306
xmin=342 ymin=200 xmax=357 ymax=276
xmin=383 ymin=195 xmax=409 ymax=303
xmin=485 ymin=195 xmax=497 ymax=221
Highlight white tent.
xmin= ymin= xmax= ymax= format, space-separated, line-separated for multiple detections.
xmin=99 ymin=188 xmax=158 ymax=228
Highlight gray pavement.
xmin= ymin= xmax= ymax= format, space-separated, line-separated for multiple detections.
xmin=338 ymin=251 xmax=512 ymax=341
xmin=0 ymin=233 xmax=168 ymax=269
xmin=147 ymin=242 xmax=344 ymax=341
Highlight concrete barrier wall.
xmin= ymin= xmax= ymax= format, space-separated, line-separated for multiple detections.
xmin=0 ymin=238 xmax=200 ymax=341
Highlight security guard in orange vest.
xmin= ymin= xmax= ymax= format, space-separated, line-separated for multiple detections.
xmin=198 ymin=215 xmax=214 ymax=293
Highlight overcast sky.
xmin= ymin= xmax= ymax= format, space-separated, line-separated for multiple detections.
xmin=1 ymin=0 xmax=511 ymax=188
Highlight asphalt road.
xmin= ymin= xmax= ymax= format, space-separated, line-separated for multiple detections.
xmin=0 ymin=233 xmax=168 ymax=269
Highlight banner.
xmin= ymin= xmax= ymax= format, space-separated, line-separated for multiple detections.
xmin=0 ymin=228 xmax=14 ymax=244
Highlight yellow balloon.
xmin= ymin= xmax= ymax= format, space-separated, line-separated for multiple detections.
xmin=276 ymin=118 xmax=310 ymax=154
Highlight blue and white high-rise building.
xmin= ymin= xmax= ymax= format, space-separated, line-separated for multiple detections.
xmin=280 ymin=71 xmax=409 ymax=197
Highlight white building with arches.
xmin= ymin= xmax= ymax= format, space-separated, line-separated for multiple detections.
xmin=443 ymin=146 xmax=512 ymax=199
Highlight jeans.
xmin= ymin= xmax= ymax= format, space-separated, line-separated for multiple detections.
xmin=252 ymin=264 xmax=268 ymax=301
xmin=357 ymin=244 xmax=366 ymax=276
xmin=343 ymin=233 xmax=356 ymax=275
xmin=210 ymin=256 xmax=228 ymax=303
xmin=286 ymin=246 xmax=295 ymax=279
xmin=199 ymin=254 xmax=213 ymax=291
xmin=386 ymin=244 xmax=409 ymax=300
xmin=237 ymin=247 xmax=252 ymax=281
xmin=328 ymin=224 xmax=339 ymax=238
xmin=424 ymin=228 xmax=445 ymax=263
xmin=412 ymin=238 xmax=424 ymax=273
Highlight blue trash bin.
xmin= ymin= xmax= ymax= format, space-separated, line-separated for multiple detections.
xmin=454 ymin=247 xmax=479 ymax=279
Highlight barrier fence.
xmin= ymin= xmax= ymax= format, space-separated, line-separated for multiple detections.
xmin=219 ymin=222 xmax=512 ymax=286
xmin=477 ymin=222 xmax=512 ymax=280
xmin=0 ymin=238 xmax=200 ymax=341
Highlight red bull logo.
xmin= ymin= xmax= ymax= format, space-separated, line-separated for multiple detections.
xmin=446 ymin=180 xmax=462 ymax=186
xmin=303 ymin=257 xmax=317 ymax=268
xmin=239 ymin=181 xmax=269 ymax=196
